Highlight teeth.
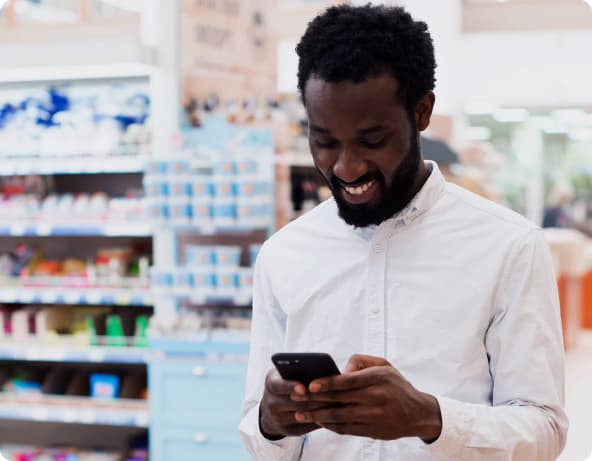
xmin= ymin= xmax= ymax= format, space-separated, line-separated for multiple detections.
xmin=344 ymin=180 xmax=375 ymax=196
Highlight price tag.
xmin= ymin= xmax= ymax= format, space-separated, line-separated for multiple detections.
xmin=36 ymin=223 xmax=53 ymax=236
xmin=79 ymin=409 xmax=96 ymax=424
xmin=61 ymin=408 xmax=78 ymax=423
xmin=20 ymin=291 xmax=34 ymax=303
xmin=31 ymin=406 xmax=50 ymax=421
xmin=65 ymin=291 xmax=81 ymax=304
xmin=115 ymin=292 xmax=131 ymax=306
xmin=135 ymin=412 xmax=150 ymax=427
xmin=9 ymin=224 xmax=26 ymax=236
xmin=1 ymin=289 xmax=17 ymax=303
xmin=41 ymin=291 xmax=58 ymax=304
xmin=86 ymin=291 xmax=103 ymax=305
xmin=88 ymin=349 xmax=106 ymax=362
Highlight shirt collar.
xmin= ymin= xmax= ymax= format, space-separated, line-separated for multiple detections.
xmin=351 ymin=161 xmax=446 ymax=238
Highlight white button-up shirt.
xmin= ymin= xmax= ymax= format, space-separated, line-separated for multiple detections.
xmin=240 ymin=162 xmax=568 ymax=460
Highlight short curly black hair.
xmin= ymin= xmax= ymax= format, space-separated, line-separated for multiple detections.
xmin=296 ymin=4 xmax=436 ymax=114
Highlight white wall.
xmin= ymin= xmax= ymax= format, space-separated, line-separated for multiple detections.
xmin=459 ymin=30 xmax=592 ymax=107
xmin=276 ymin=0 xmax=592 ymax=110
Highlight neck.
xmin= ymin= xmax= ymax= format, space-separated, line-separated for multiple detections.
xmin=407 ymin=159 xmax=431 ymax=203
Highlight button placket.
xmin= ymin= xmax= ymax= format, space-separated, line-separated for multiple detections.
xmin=365 ymin=229 xmax=388 ymax=359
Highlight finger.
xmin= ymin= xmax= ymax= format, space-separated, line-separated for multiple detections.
xmin=295 ymin=405 xmax=360 ymax=425
xmin=291 ymin=389 xmax=364 ymax=404
xmin=275 ymin=400 xmax=342 ymax=413
xmin=344 ymin=354 xmax=391 ymax=373
xmin=309 ymin=366 xmax=388 ymax=393
xmin=320 ymin=423 xmax=369 ymax=437
xmin=281 ymin=423 xmax=321 ymax=436
xmin=267 ymin=376 xmax=306 ymax=396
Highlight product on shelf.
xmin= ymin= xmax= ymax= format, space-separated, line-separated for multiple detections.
xmin=0 ymin=243 xmax=150 ymax=287
xmin=0 ymin=445 xmax=122 ymax=461
xmin=0 ymin=363 xmax=147 ymax=400
xmin=0 ymin=305 xmax=150 ymax=349
xmin=0 ymin=192 xmax=148 ymax=224
xmin=0 ymin=81 xmax=151 ymax=157
xmin=90 ymin=373 xmax=120 ymax=400
xmin=144 ymin=119 xmax=275 ymax=230
xmin=151 ymin=244 xmax=255 ymax=302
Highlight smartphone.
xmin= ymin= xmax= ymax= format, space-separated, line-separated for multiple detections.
xmin=271 ymin=352 xmax=341 ymax=386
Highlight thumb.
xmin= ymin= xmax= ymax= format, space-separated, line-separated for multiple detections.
xmin=344 ymin=354 xmax=391 ymax=373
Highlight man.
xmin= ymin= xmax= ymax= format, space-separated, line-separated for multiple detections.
xmin=239 ymin=4 xmax=567 ymax=460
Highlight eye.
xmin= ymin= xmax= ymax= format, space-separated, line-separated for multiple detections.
xmin=313 ymin=138 xmax=339 ymax=149
xmin=360 ymin=137 xmax=386 ymax=149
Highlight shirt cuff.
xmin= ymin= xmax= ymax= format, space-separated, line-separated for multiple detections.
xmin=239 ymin=403 xmax=303 ymax=461
xmin=422 ymin=395 xmax=474 ymax=458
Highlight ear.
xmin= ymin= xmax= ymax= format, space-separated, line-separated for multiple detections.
xmin=414 ymin=91 xmax=435 ymax=132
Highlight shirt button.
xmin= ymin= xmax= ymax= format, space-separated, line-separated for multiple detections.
xmin=370 ymin=304 xmax=380 ymax=314
xmin=373 ymin=243 xmax=383 ymax=253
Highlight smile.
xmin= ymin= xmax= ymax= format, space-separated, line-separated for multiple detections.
xmin=342 ymin=179 xmax=376 ymax=196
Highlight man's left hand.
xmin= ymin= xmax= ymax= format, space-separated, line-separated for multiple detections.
xmin=290 ymin=354 xmax=442 ymax=442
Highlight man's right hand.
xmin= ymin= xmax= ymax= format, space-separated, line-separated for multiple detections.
xmin=259 ymin=368 xmax=328 ymax=439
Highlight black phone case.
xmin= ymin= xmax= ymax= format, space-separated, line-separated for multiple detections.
xmin=272 ymin=352 xmax=341 ymax=386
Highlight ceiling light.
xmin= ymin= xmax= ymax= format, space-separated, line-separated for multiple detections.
xmin=0 ymin=0 xmax=8 ymax=10
xmin=493 ymin=108 xmax=529 ymax=123
xmin=569 ymin=128 xmax=592 ymax=142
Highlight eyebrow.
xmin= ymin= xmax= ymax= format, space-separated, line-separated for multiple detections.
xmin=309 ymin=124 xmax=389 ymax=135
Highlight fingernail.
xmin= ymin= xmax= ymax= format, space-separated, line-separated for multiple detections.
xmin=295 ymin=412 xmax=307 ymax=423
xmin=309 ymin=383 xmax=322 ymax=392
xmin=294 ymin=384 xmax=306 ymax=395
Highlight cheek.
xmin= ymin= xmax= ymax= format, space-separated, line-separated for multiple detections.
xmin=310 ymin=148 xmax=336 ymax=173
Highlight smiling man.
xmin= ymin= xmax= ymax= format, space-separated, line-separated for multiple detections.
xmin=239 ymin=4 xmax=567 ymax=460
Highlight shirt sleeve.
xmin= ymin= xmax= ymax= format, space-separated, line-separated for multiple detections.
xmin=424 ymin=228 xmax=568 ymax=460
xmin=238 ymin=244 xmax=305 ymax=461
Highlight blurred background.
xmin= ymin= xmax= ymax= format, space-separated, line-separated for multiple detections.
xmin=0 ymin=0 xmax=591 ymax=460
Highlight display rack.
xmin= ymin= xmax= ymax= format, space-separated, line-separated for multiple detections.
xmin=0 ymin=342 xmax=152 ymax=364
xmin=0 ymin=64 xmax=153 ymax=461
xmin=0 ymin=286 xmax=152 ymax=307
xmin=0 ymin=394 xmax=149 ymax=428
xmin=0 ymin=223 xmax=152 ymax=238
xmin=0 ymin=2 xmax=268 ymax=458
xmin=0 ymin=156 xmax=146 ymax=176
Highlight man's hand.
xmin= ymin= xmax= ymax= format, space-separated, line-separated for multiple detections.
xmin=259 ymin=368 xmax=335 ymax=439
xmin=290 ymin=354 xmax=443 ymax=442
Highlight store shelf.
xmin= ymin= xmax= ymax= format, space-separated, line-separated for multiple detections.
xmin=170 ymin=224 xmax=269 ymax=236
xmin=0 ymin=222 xmax=151 ymax=237
xmin=0 ymin=156 xmax=146 ymax=176
xmin=0 ymin=394 xmax=149 ymax=427
xmin=0 ymin=286 xmax=152 ymax=306
xmin=181 ymin=294 xmax=252 ymax=307
xmin=0 ymin=342 xmax=151 ymax=364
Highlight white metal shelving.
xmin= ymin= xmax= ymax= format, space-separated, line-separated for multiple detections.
xmin=0 ymin=156 xmax=147 ymax=176
xmin=0 ymin=284 xmax=152 ymax=306
xmin=0 ymin=394 xmax=149 ymax=427
xmin=0 ymin=341 xmax=152 ymax=364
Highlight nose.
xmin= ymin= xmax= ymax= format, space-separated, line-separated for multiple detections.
xmin=333 ymin=146 xmax=367 ymax=183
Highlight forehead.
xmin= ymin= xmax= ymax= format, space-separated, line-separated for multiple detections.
xmin=304 ymin=74 xmax=406 ymax=129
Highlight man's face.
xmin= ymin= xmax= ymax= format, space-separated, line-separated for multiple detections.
xmin=304 ymin=74 xmax=425 ymax=227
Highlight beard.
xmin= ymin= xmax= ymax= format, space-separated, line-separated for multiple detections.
xmin=321 ymin=132 xmax=422 ymax=228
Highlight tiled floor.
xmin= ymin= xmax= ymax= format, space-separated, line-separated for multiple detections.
xmin=559 ymin=332 xmax=592 ymax=461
